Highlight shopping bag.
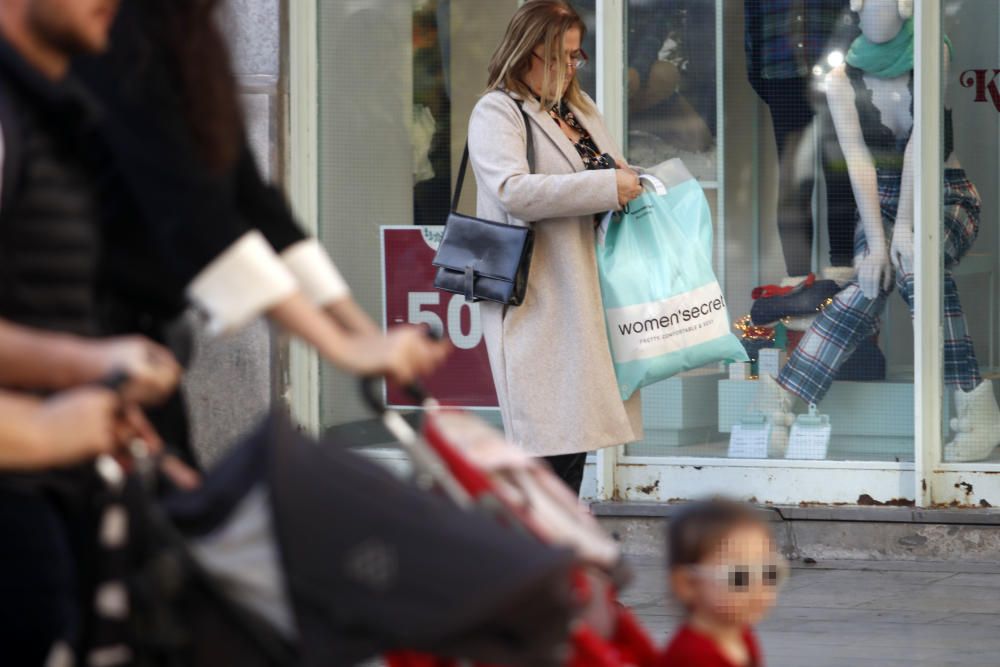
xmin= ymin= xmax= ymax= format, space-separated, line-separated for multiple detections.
xmin=596 ymin=160 xmax=748 ymax=400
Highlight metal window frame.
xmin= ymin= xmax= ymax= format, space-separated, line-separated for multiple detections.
xmin=913 ymin=0 xmax=944 ymax=505
xmin=287 ymin=0 xmax=321 ymax=436
xmin=594 ymin=0 xmax=626 ymax=500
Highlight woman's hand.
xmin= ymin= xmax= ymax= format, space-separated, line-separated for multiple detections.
xmin=616 ymin=169 xmax=643 ymax=209
xmin=342 ymin=327 xmax=451 ymax=385
xmin=92 ymin=336 xmax=182 ymax=406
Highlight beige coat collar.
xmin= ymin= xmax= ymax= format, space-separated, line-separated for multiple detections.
xmin=507 ymin=88 xmax=614 ymax=172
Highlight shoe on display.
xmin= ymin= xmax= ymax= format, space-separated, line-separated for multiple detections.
xmin=945 ymin=380 xmax=1000 ymax=462
xmin=822 ymin=266 xmax=857 ymax=287
xmin=751 ymin=374 xmax=795 ymax=457
xmin=779 ymin=275 xmax=811 ymax=288
xmin=750 ymin=279 xmax=842 ymax=327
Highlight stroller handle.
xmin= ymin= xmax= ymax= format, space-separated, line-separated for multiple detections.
xmin=360 ymin=326 xmax=440 ymax=413
xmin=99 ymin=369 xmax=132 ymax=392
xmin=360 ymin=377 xmax=429 ymax=415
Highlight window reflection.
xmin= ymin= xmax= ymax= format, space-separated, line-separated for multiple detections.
xmin=413 ymin=0 xmax=452 ymax=226
xmin=627 ymin=0 xmax=716 ymax=170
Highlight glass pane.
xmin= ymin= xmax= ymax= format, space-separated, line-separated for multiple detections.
xmin=940 ymin=0 xmax=1000 ymax=466
xmin=626 ymin=2 xmax=927 ymax=463
xmin=572 ymin=0 xmax=599 ymax=100
xmin=626 ymin=0 xmax=718 ymax=181
xmin=317 ymin=0 xmax=516 ymax=444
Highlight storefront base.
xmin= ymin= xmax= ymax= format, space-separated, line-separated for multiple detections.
xmin=594 ymin=503 xmax=1000 ymax=563
xmin=580 ymin=456 xmax=1000 ymax=507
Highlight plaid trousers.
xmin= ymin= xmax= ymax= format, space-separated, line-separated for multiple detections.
xmin=779 ymin=169 xmax=982 ymax=405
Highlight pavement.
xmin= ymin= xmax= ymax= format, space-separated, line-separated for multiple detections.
xmin=623 ymin=557 xmax=1000 ymax=667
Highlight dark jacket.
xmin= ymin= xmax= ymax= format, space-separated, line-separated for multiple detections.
xmin=0 ymin=39 xmax=107 ymax=338
xmin=0 ymin=34 xmax=117 ymax=666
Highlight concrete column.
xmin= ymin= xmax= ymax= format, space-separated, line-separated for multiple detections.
xmin=182 ymin=0 xmax=284 ymax=465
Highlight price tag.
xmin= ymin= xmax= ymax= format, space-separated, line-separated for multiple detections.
xmin=728 ymin=416 xmax=771 ymax=459
xmin=785 ymin=405 xmax=832 ymax=460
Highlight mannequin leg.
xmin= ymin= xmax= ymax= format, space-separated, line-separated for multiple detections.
xmin=895 ymin=270 xmax=981 ymax=392
xmin=820 ymin=115 xmax=858 ymax=268
xmin=897 ymin=269 xmax=1000 ymax=462
xmin=743 ymin=282 xmax=888 ymax=457
xmin=759 ymin=77 xmax=815 ymax=278
xmin=928 ymin=172 xmax=999 ymax=461
xmin=777 ymin=282 xmax=889 ymax=406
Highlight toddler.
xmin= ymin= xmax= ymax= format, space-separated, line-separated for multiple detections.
xmin=656 ymin=499 xmax=786 ymax=667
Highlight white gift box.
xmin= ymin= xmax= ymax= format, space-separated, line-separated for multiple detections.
xmin=758 ymin=348 xmax=787 ymax=379
xmin=729 ymin=361 xmax=751 ymax=381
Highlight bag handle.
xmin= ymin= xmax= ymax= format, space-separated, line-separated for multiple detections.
xmin=638 ymin=174 xmax=667 ymax=196
xmin=451 ymin=100 xmax=534 ymax=214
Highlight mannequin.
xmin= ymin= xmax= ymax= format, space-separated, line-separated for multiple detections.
xmin=748 ymin=0 xmax=1000 ymax=463
xmin=744 ymin=0 xmax=859 ymax=278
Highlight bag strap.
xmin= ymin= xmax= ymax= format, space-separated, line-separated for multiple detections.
xmin=0 ymin=77 xmax=23 ymax=214
xmin=451 ymin=100 xmax=533 ymax=214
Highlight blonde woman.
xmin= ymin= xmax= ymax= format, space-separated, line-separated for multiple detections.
xmin=469 ymin=0 xmax=644 ymax=494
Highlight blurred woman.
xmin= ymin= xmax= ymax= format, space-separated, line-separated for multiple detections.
xmin=73 ymin=0 xmax=450 ymax=464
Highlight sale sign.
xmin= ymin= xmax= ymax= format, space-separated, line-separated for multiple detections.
xmin=381 ymin=226 xmax=499 ymax=408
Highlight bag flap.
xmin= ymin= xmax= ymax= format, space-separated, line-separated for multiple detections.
xmin=433 ymin=213 xmax=531 ymax=282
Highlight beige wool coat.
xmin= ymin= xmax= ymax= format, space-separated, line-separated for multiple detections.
xmin=467 ymin=89 xmax=643 ymax=456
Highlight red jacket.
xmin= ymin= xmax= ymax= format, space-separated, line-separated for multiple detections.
xmin=655 ymin=625 xmax=762 ymax=667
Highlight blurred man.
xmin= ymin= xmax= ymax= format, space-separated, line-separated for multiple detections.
xmin=0 ymin=1 xmax=178 ymax=664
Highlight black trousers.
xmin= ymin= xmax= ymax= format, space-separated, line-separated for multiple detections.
xmin=753 ymin=76 xmax=858 ymax=274
xmin=542 ymin=453 xmax=588 ymax=497
xmin=0 ymin=486 xmax=79 ymax=665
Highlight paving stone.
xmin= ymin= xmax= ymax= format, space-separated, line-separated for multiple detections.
xmin=940 ymin=573 xmax=1000 ymax=588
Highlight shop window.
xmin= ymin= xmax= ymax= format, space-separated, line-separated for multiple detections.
xmin=312 ymin=0 xmax=1000 ymax=474
xmin=937 ymin=0 xmax=1000 ymax=467
xmin=317 ymin=0 xmax=518 ymax=443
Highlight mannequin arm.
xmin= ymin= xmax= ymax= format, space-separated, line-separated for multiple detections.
xmin=890 ymin=136 xmax=916 ymax=273
xmin=826 ymin=65 xmax=892 ymax=297
xmin=891 ymin=48 xmax=951 ymax=274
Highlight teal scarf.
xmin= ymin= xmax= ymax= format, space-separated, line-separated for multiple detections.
xmin=847 ymin=18 xmax=953 ymax=79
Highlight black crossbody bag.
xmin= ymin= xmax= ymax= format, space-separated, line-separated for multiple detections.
xmin=432 ymin=104 xmax=535 ymax=306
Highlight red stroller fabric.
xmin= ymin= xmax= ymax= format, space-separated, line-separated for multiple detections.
xmin=384 ymin=405 xmax=659 ymax=667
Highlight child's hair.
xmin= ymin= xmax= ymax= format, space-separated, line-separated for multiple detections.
xmin=667 ymin=498 xmax=771 ymax=567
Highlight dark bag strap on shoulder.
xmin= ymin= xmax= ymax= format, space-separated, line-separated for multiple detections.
xmin=451 ymin=100 xmax=534 ymax=214
xmin=0 ymin=77 xmax=24 ymax=213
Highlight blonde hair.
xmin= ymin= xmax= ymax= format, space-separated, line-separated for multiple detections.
xmin=485 ymin=0 xmax=593 ymax=113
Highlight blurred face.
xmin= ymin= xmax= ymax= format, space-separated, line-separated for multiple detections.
xmin=671 ymin=525 xmax=785 ymax=627
xmin=525 ymin=26 xmax=584 ymax=98
xmin=28 ymin=0 xmax=119 ymax=54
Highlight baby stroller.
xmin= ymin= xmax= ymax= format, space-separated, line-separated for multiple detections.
xmin=361 ymin=381 xmax=659 ymax=667
xmin=98 ymin=380 xmax=657 ymax=666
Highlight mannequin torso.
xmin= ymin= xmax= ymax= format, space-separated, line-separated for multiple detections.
xmin=825 ymin=6 xmax=954 ymax=294
xmin=864 ymin=72 xmax=912 ymax=138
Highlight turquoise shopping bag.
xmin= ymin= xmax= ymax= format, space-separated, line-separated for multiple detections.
xmin=596 ymin=161 xmax=747 ymax=400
